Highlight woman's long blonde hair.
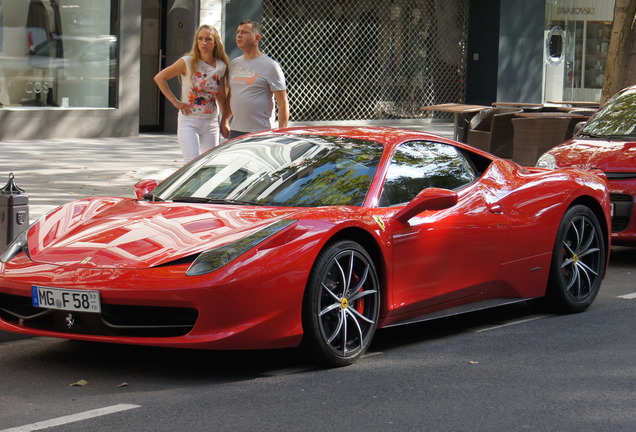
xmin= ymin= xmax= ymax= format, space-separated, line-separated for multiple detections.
xmin=187 ymin=24 xmax=230 ymax=85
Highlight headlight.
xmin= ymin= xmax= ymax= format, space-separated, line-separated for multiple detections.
xmin=536 ymin=153 xmax=558 ymax=169
xmin=186 ymin=219 xmax=297 ymax=276
xmin=0 ymin=228 xmax=30 ymax=263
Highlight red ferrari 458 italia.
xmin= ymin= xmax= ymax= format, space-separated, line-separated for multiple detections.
xmin=0 ymin=127 xmax=611 ymax=366
xmin=537 ymin=85 xmax=636 ymax=246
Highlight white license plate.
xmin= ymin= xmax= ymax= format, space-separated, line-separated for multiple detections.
xmin=32 ymin=286 xmax=101 ymax=313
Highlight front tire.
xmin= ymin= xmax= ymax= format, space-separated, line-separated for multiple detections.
xmin=545 ymin=205 xmax=605 ymax=313
xmin=302 ymin=240 xmax=380 ymax=367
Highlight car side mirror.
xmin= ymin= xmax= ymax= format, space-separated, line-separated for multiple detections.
xmin=573 ymin=121 xmax=587 ymax=136
xmin=134 ymin=179 xmax=158 ymax=199
xmin=393 ymin=188 xmax=458 ymax=223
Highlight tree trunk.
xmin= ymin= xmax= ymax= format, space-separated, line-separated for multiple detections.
xmin=601 ymin=0 xmax=636 ymax=104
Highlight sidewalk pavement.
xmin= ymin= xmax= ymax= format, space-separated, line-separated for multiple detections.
xmin=0 ymin=120 xmax=453 ymax=223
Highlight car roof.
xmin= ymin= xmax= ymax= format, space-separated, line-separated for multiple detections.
xmin=250 ymin=126 xmax=464 ymax=152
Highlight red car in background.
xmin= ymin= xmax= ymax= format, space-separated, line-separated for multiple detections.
xmin=0 ymin=127 xmax=611 ymax=367
xmin=537 ymin=85 xmax=636 ymax=246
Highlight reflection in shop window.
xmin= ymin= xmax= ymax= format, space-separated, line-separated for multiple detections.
xmin=0 ymin=0 xmax=118 ymax=109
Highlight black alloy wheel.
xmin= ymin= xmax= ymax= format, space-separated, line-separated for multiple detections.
xmin=546 ymin=204 xmax=605 ymax=313
xmin=302 ymin=240 xmax=380 ymax=367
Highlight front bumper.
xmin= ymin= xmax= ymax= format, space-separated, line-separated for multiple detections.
xmin=608 ymin=175 xmax=636 ymax=245
xmin=0 ymin=254 xmax=307 ymax=350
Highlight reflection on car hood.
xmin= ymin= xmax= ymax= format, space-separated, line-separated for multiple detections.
xmin=551 ymin=138 xmax=636 ymax=172
xmin=27 ymin=197 xmax=301 ymax=269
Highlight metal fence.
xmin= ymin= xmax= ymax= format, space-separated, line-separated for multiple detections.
xmin=262 ymin=0 xmax=469 ymax=122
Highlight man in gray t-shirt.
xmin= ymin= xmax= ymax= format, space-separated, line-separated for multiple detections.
xmin=221 ymin=20 xmax=289 ymax=139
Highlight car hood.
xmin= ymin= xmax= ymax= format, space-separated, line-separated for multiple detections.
xmin=550 ymin=138 xmax=636 ymax=172
xmin=27 ymin=197 xmax=304 ymax=269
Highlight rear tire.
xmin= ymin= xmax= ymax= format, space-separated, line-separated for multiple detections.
xmin=544 ymin=205 xmax=605 ymax=313
xmin=302 ymin=240 xmax=380 ymax=367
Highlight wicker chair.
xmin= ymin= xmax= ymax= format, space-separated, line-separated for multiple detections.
xmin=466 ymin=108 xmax=520 ymax=158
xmin=511 ymin=117 xmax=572 ymax=166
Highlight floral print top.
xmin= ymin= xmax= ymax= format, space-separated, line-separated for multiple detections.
xmin=179 ymin=55 xmax=226 ymax=118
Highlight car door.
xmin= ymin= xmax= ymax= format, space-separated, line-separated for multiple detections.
xmin=382 ymin=140 xmax=511 ymax=318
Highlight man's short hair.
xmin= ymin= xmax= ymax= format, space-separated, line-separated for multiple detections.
xmin=239 ymin=20 xmax=262 ymax=36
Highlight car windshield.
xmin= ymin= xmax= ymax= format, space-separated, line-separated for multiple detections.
xmin=580 ymin=88 xmax=636 ymax=138
xmin=151 ymin=134 xmax=384 ymax=207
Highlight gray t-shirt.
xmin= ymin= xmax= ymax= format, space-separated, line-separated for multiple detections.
xmin=228 ymin=54 xmax=286 ymax=132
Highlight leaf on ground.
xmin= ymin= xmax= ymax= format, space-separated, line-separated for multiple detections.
xmin=69 ymin=379 xmax=89 ymax=387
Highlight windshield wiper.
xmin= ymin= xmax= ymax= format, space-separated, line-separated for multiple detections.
xmin=577 ymin=132 xmax=604 ymax=138
xmin=579 ymin=132 xmax=636 ymax=140
xmin=142 ymin=193 xmax=165 ymax=202
xmin=170 ymin=196 xmax=264 ymax=206
xmin=603 ymin=134 xmax=636 ymax=140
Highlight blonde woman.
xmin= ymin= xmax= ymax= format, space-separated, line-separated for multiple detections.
xmin=154 ymin=24 xmax=230 ymax=163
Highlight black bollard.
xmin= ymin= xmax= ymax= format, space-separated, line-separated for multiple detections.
xmin=0 ymin=173 xmax=29 ymax=249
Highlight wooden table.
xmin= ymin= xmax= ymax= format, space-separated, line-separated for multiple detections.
xmin=552 ymin=106 xmax=595 ymax=113
xmin=546 ymin=100 xmax=600 ymax=108
xmin=514 ymin=112 xmax=588 ymax=119
xmin=421 ymin=103 xmax=489 ymax=142
xmin=492 ymin=102 xmax=543 ymax=108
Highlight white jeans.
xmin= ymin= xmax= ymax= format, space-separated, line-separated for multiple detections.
xmin=177 ymin=115 xmax=220 ymax=163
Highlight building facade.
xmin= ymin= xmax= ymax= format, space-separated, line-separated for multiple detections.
xmin=0 ymin=0 xmax=616 ymax=140
xmin=0 ymin=0 xmax=140 ymax=140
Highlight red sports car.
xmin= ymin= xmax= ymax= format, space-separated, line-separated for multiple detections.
xmin=537 ymin=85 xmax=636 ymax=246
xmin=0 ymin=127 xmax=611 ymax=366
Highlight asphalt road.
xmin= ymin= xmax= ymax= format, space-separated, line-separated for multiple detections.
xmin=1 ymin=245 xmax=634 ymax=432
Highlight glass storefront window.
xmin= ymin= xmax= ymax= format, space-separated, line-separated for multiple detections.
xmin=544 ymin=0 xmax=614 ymax=102
xmin=0 ymin=0 xmax=118 ymax=109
